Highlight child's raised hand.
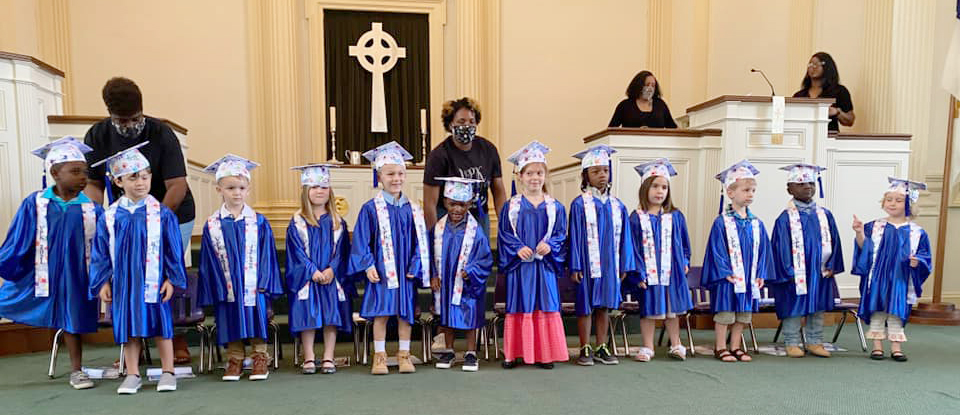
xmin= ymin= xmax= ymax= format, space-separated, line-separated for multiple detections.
xmin=571 ymin=272 xmax=583 ymax=283
xmin=910 ymin=255 xmax=919 ymax=268
xmin=366 ymin=267 xmax=381 ymax=283
xmin=160 ymin=280 xmax=175 ymax=302
xmin=852 ymin=215 xmax=864 ymax=235
xmin=535 ymin=242 xmax=551 ymax=256
xmin=430 ymin=277 xmax=441 ymax=292
xmin=98 ymin=282 xmax=112 ymax=303
xmin=518 ymin=247 xmax=534 ymax=260
xmin=311 ymin=270 xmax=323 ymax=283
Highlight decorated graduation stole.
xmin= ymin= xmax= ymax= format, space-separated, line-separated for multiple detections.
xmin=373 ymin=191 xmax=430 ymax=290
xmin=207 ymin=204 xmax=259 ymax=307
xmin=866 ymin=220 xmax=923 ymax=304
xmin=33 ymin=192 xmax=96 ymax=297
xmin=292 ymin=214 xmax=346 ymax=302
xmin=508 ymin=194 xmax=556 ymax=261
xmin=722 ymin=209 xmax=761 ymax=298
xmin=785 ymin=201 xmax=833 ymax=296
xmin=583 ymin=191 xmax=623 ymax=280
xmin=636 ymin=209 xmax=672 ymax=286
xmin=432 ymin=214 xmax=479 ymax=311
xmin=105 ymin=196 xmax=162 ymax=303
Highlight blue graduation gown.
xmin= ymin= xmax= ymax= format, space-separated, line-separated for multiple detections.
xmin=88 ymin=203 xmax=187 ymax=344
xmin=852 ymin=221 xmax=932 ymax=325
xmin=285 ymin=214 xmax=353 ymax=334
xmin=769 ymin=207 xmax=845 ymax=319
xmin=197 ymin=213 xmax=282 ymax=345
xmin=0 ymin=190 xmax=101 ymax=334
xmin=497 ymin=196 xmax=567 ymax=314
xmin=701 ymin=211 xmax=775 ymax=313
xmin=348 ymin=196 xmax=423 ymax=324
xmin=430 ymin=216 xmax=493 ymax=330
xmin=568 ymin=194 xmax=636 ymax=316
xmin=624 ymin=210 xmax=694 ymax=317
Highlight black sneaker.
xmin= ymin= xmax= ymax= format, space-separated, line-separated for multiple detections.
xmin=593 ymin=344 xmax=619 ymax=365
xmin=462 ymin=353 xmax=479 ymax=372
xmin=501 ymin=359 xmax=519 ymax=369
xmin=536 ymin=362 xmax=554 ymax=370
xmin=576 ymin=345 xmax=594 ymax=366
xmin=435 ymin=352 xmax=456 ymax=369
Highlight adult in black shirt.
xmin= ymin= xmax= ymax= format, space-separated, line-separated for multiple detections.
xmin=423 ymin=97 xmax=508 ymax=235
xmin=608 ymin=70 xmax=678 ymax=129
xmin=793 ymin=52 xmax=855 ymax=131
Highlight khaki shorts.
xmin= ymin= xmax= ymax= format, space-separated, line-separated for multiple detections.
xmin=713 ymin=311 xmax=752 ymax=325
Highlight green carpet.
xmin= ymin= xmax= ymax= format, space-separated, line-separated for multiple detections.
xmin=2 ymin=325 xmax=959 ymax=415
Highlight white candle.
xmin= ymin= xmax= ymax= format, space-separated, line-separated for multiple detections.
xmin=329 ymin=106 xmax=336 ymax=132
xmin=420 ymin=108 xmax=427 ymax=135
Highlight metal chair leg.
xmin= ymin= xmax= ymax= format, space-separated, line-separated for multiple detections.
xmin=141 ymin=338 xmax=153 ymax=365
xmin=272 ymin=322 xmax=280 ymax=370
xmin=119 ymin=343 xmax=126 ymax=376
xmin=362 ymin=322 xmax=371 ymax=365
xmin=492 ymin=317 xmax=501 ymax=360
xmin=196 ymin=325 xmax=206 ymax=374
xmin=657 ymin=324 xmax=666 ymax=347
xmin=621 ymin=317 xmax=630 ymax=356
xmin=294 ymin=336 xmax=301 ymax=367
xmin=773 ymin=321 xmax=783 ymax=343
xmin=748 ymin=322 xmax=759 ymax=352
xmin=832 ymin=310 xmax=848 ymax=344
xmin=684 ymin=314 xmax=696 ymax=357
xmin=854 ymin=313 xmax=867 ymax=352
xmin=800 ymin=326 xmax=807 ymax=347
xmin=48 ymin=329 xmax=64 ymax=378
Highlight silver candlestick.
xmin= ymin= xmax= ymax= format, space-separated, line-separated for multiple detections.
xmin=416 ymin=132 xmax=428 ymax=166
xmin=326 ymin=131 xmax=343 ymax=164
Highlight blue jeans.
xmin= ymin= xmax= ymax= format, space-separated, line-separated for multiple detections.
xmin=782 ymin=311 xmax=824 ymax=346
xmin=179 ymin=220 xmax=194 ymax=253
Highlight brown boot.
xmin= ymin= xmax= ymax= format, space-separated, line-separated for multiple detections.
xmin=806 ymin=344 xmax=832 ymax=358
xmin=371 ymin=352 xmax=389 ymax=375
xmin=785 ymin=346 xmax=805 ymax=358
xmin=397 ymin=350 xmax=416 ymax=373
xmin=250 ymin=353 xmax=270 ymax=380
xmin=222 ymin=358 xmax=243 ymax=381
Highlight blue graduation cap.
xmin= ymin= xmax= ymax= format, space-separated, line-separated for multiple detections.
xmin=290 ymin=163 xmax=338 ymax=187
xmin=780 ymin=163 xmax=827 ymax=198
xmin=886 ymin=177 xmax=927 ymax=217
xmin=90 ymin=141 xmax=151 ymax=203
xmin=715 ymin=159 xmax=760 ymax=213
xmin=203 ymin=154 xmax=260 ymax=181
xmin=633 ymin=158 xmax=678 ymax=184
xmin=573 ymin=144 xmax=617 ymax=187
xmin=436 ymin=176 xmax=483 ymax=203
xmin=31 ymin=136 xmax=93 ymax=189
xmin=507 ymin=140 xmax=551 ymax=195
xmin=362 ymin=141 xmax=413 ymax=187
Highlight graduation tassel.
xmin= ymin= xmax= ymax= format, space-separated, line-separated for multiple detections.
xmin=818 ymin=176 xmax=824 ymax=199
xmin=905 ymin=196 xmax=911 ymax=217
xmin=511 ymin=178 xmax=517 ymax=197
xmin=105 ymin=174 xmax=114 ymax=204
xmin=718 ymin=193 xmax=724 ymax=215
xmin=372 ymin=169 xmax=378 ymax=188
xmin=41 ymin=168 xmax=47 ymax=190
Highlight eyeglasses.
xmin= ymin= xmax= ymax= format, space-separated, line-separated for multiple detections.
xmin=807 ymin=62 xmax=825 ymax=68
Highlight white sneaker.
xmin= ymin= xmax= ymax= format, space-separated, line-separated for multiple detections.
xmin=156 ymin=372 xmax=177 ymax=392
xmin=69 ymin=370 xmax=94 ymax=390
xmin=117 ymin=375 xmax=141 ymax=395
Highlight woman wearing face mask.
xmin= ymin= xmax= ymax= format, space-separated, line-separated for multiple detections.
xmin=608 ymin=71 xmax=678 ymax=129
xmin=422 ymin=97 xmax=509 ymax=236
xmin=793 ymin=52 xmax=855 ymax=131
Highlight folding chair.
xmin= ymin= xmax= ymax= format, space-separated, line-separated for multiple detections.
xmin=170 ymin=272 xmax=209 ymax=373
xmin=488 ymin=273 xmax=507 ymax=360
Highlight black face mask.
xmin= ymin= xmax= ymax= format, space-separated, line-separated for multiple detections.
xmin=452 ymin=125 xmax=476 ymax=144
xmin=112 ymin=118 xmax=145 ymax=140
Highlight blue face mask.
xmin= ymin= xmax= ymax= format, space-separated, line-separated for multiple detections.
xmin=452 ymin=125 xmax=476 ymax=144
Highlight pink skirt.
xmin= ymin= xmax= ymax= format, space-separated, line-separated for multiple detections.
xmin=503 ymin=311 xmax=569 ymax=364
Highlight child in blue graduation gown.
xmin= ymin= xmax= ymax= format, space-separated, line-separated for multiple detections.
xmin=88 ymin=143 xmax=187 ymax=394
xmin=0 ymin=137 xmax=101 ymax=389
xmin=625 ymin=158 xmax=693 ymax=362
xmin=852 ymin=177 xmax=931 ymax=362
xmin=348 ymin=142 xmax=428 ymax=375
xmin=286 ymin=164 xmax=353 ymax=375
xmin=701 ymin=160 xmax=774 ymax=363
xmin=197 ymin=155 xmax=282 ymax=381
xmin=568 ymin=145 xmax=634 ymax=366
xmin=499 ymin=141 xmax=569 ymax=369
xmin=770 ymin=164 xmax=844 ymax=358
xmin=429 ymin=177 xmax=493 ymax=372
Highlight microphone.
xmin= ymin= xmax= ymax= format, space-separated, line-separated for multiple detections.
xmin=751 ymin=68 xmax=776 ymax=96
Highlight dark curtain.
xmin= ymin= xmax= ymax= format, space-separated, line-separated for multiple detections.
xmin=324 ymin=10 xmax=430 ymax=163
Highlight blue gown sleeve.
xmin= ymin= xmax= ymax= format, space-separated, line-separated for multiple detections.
xmin=257 ymin=215 xmax=283 ymax=296
xmin=348 ymin=203 xmax=375 ymax=278
xmin=701 ymin=217 xmax=734 ymax=289
xmin=497 ymin=201 xmax=525 ymax=274
xmin=88 ymin=213 xmax=112 ymax=300
xmin=676 ymin=211 xmax=691 ymax=271
xmin=197 ymin=223 xmax=226 ymax=306
xmin=334 ymin=218 xmax=356 ymax=296
xmin=618 ymin=203 xmax=637 ymax=274
xmin=769 ymin=212 xmax=794 ymax=285
xmin=427 ymin=227 xmax=438 ymax=279
xmin=544 ymin=202 xmax=568 ymax=274
xmin=0 ymin=196 xmax=38 ymax=282
xmin=464 ymin=230 xmax=493 ymax=298
xmin=825 ymin=210 xmax=845 ymax=274
xmin=757 ymin=220 xmax=776 ymax=281
xmin=567 ymin=197 xmax=586 ymax=273
xmin=626 ymin=212 xmax=647 ymax=285
xmin=851 ymin=221 xmax=876 ymax=277
xmin=284 ymin=218 xmax=316 ymax=295
xmin=405 ymin=207 xmax=423 ymax=281
xmin=910 ymin=229 xmax=932 ymax=298
xmin=161 ymin=209 xmax=187 ymax=290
